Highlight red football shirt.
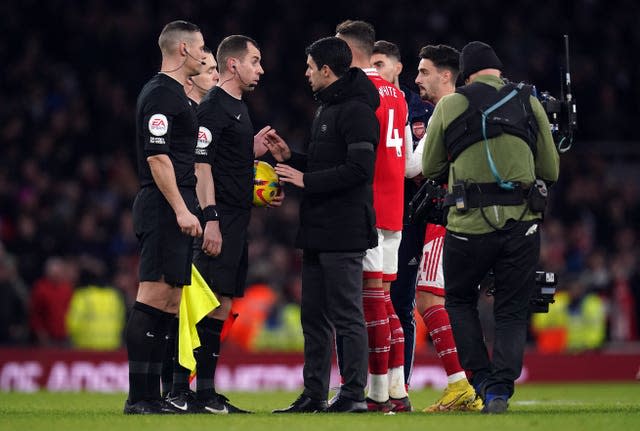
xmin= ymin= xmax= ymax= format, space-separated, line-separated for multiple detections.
xmin=365 ymin=68 xmax=408 ymax=231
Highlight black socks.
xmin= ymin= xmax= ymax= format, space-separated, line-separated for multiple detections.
xmin=194 ymin=317 xmax=224 ymax=400
xmin=125 ymin=301 xmax=174 ymax=403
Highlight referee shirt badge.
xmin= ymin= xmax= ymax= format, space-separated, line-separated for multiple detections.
xmin=148 ymin=113 xmax=168 ymax=137
xmin=197 ymin=127 xmax=212 ymax=148
xmin=196 ymin=127 xmax=212 ymax=155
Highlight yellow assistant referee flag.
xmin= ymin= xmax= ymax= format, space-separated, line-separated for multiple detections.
xmin=178 ymin=264 xmax=220 ymax=371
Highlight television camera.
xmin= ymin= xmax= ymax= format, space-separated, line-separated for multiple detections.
xmin=536 ymin=34 xmax=577 ymax=153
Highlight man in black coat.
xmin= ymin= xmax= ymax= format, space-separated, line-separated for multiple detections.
xmin=271 ymin=36 xmax=380 ymax=413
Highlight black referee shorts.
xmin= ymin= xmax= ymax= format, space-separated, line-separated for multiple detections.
xmin=132 ymin=186 xmax=197 ymax=287
xmin=193 ymin=206 xmax=250 ymax=298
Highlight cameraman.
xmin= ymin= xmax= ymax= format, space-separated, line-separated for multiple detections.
xmin=421 ymin=41 xmax=559 ymax=413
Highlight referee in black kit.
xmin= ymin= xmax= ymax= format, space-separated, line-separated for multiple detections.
xmin=124 ymin=21 xmax=205 ymax=415
xmin=167 ymin=34 xmax=289 ymax=414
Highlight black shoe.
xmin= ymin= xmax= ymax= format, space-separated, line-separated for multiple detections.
xmin=123 ymin=399 xmax=181 ymax=415
xmin=200 ymin=393 xmax=252 ymax=414
xmin=273 ymin=394 xmax=328 ymax=413
xmin=326 ymin=396 xmax=368 ymax=413
xmin=166 ymin=390 xmax=204 ymax=413
xmin=481 ymin=396 xmax=508 ymax=414
xmin=389 ymin=396 xmax=412 ymax=412
xmin=365 ymin=397 xmax=394 ymax=412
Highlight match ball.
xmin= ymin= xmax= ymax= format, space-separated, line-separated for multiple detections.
xmin=253 ymin=160 xmax=281 ymax=207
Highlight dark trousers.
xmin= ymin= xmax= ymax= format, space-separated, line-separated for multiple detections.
xmin=301 ymin=250 xmax=368 ymax=402
xmin=390 ymin=221 xmax=424 ymax=385
xmin=443 ymin=220 xmax=539 ymax=399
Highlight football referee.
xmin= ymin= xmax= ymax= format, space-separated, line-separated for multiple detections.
xmin=124 ymin=20 xmax=205 ymax=415
xmin=164 ymin=35 xmax=289 ymax=414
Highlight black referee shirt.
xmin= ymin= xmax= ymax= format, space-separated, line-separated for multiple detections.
xmin=195 ymin=86 xmax=254 ymax=209
xmin=135 ymin=73 xmax=198 ymax=188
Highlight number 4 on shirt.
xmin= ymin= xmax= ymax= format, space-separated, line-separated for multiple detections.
xmin=385 ymin=108 xmax=403 ymax=157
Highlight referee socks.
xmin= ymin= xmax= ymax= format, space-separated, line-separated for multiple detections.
xmin=126 ymin=301 xmax=174 ymax=403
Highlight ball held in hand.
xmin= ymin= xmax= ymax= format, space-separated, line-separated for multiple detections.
xmin=253 ymin=160 xmax=281 ymax=207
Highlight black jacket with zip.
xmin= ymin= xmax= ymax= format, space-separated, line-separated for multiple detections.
xmin=294 ymin=67 xmax=380 ymax=252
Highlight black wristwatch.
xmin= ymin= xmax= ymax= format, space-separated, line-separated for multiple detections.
xmin=203 ymin=205 xmax=220 ymax=222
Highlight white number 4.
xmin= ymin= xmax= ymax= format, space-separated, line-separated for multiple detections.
xmin=385 ymin=108 xmax=403 ymax=157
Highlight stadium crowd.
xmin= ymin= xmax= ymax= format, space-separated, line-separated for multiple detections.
xmin=0 ymin=0 xmax=639 ymax=350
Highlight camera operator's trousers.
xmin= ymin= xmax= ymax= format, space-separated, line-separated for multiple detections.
xmin=301 ymin=250 xmax=369 ymax=402
xmin=443 ymin=220 xmax=540 ymax=399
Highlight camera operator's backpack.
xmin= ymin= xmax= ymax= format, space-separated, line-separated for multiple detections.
xmin=444 ymin=81 xmax=539 ymax=162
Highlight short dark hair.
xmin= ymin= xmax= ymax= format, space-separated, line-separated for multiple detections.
xmin=418 ymin=44 xmax=460 ymax=81
xmin=216 ymin=35 xmax=259 ymax=72
xmin=335 ymin=20 xmax=375 ymax=57
xmin=373 ymin=40 xmax=401 ymax=62
xmin=158 ymin=20 xmax=201 ymax=54
xmin=305 ymin=37 xmax=352 ymax=78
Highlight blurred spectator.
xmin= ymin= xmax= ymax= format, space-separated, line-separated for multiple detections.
xmin=630 ymin=270 xmax=640 ymax=339
xmin=532 ymin=277 xmax=607 ymax=353
xmin=254 ymin=277 xmax=304 ymax=352
xmin=581 ymin=249 xmax=611 ymax=294
xmin=28 ymin=257 xmax=76 ymax=346
xmin=0 ymin=244 xmax=29 ymax=344
xmin=224 ymin=283 xmax=277 ymax=351
xmin=66 ymin=280 xmax=126 ymax=351
xmin=608 ymin=253 xmax=637 ymax=342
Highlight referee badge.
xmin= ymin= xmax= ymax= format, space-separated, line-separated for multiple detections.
xmin=148 ymin=113 xmax=169 ymax=137
xmin=197 ymin=126 xmax=212 ymax=148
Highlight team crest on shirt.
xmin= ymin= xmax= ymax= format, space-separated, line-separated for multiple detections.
xmin=148 ymin=114 xmax=168 ymax=137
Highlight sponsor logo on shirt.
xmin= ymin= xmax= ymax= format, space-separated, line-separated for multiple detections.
xmin=196 ymin=126 xmax=212 ymax=155
xmin=148 ymin=113 xmax=168 ymax=137
xmin=197 ymin=127 xmax=212 ymax=148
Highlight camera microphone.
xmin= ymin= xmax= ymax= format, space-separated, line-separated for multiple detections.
xmin=185 ymin=49 xmax=206 ymax=65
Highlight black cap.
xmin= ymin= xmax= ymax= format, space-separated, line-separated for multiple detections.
xmin=460 ymin=41 xmax=503 ymax=81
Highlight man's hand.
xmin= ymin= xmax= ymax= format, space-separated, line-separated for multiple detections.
xmin=177 ymin=210 xmax=203 ymax=237
xmin=202 ymin=221 xmax=222 ymax=256
xmin=268 ymin=185 xmax=285 ymax=207
xmin=254 ymin=125 xmax=272 ymax=157
xmin=265 ymin=130 xmax=291 ymax=162
xmin=275 ymin=164 xmax=304 ymax=188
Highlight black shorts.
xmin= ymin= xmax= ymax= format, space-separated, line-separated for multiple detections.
xmin=193 ymin=206 xmax=250 ymax=298
xmin=132 ymin=186 xmax=197 ymax=286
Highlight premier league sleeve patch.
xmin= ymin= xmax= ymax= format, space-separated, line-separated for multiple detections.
xmin=195 ymin=126 xmax=212 ymax=156
xmin=148 ymin=113 xmax=169 ymax=144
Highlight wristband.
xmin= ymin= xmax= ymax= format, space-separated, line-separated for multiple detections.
xmin=203 ymin=205 xmax=220 ymax=222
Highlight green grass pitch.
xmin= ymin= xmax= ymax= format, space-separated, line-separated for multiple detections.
xmin=1 ymin=383 xmax=639 ymax=431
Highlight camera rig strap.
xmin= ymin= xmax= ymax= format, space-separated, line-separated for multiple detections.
xmin=442 ymin=182 xmax=528 ymax=208
xmin=444 ymin=81 xmax=539 ymax=163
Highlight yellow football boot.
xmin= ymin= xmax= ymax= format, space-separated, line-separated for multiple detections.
xmin=423 ymin=379 xmax=479 ymax=412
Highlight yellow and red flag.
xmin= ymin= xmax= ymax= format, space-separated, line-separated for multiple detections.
xmin=178 ymin=264 xmax=220 ymax=372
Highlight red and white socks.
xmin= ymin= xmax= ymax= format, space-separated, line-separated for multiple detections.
xmin=422 ymin=304 xmax=465 ymax=383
